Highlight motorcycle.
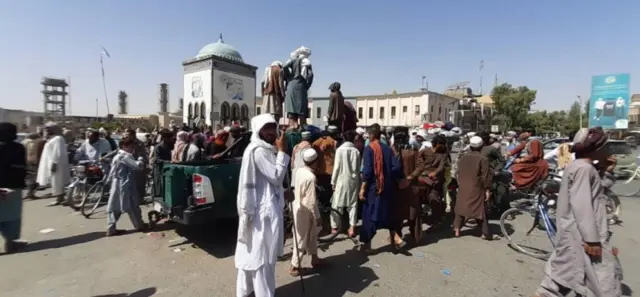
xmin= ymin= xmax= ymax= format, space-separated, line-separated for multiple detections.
xmin=65 ymin=160 xmax=106 ymax=210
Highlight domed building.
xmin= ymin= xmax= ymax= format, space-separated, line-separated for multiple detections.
xmin=183 ymin=34 xmax=257 ymax=127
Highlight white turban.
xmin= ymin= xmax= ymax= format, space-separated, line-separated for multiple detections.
xmin=355 ymin=127 xmax=365 ymax=135
xmin=470 ymin=136 xmax=484 ymax=148
xmin=451 ymin=127 xmax=462 ymax=134
xmin=327 ymin=126 xmax=338 ymax=133
xmin=466 ymin=132 xmax=477 ymax=137
xmin=45 ymin=121 xmax=57 ymax=128
xmin=224 ymin=126 xmax=231 ymax=132
xmin=99 ymin=127 xmax=107 ymax=134
xmin=250 ymin=114 xmax=277 ymax=144
xmin=271 ymin=61 xmax=282 ymax=67
xmin=302 ymin=148 xmax=318 ymax=163
xmin=301 ymin=131 xmax=311 ymax=139
xmin=507 ymin=131 xmax=517 ymax=136
xmin=291 ymin=46 xmax=311 ymax=59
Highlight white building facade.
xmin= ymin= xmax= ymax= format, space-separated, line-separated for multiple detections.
xmin=355 ymin=91 xmax=459 ymax=127
xmin=183 ymin=36 xmax=257 ymax=127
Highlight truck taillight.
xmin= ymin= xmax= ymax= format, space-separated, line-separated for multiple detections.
xmin=192 ymin=174 xmax=207 ymax=205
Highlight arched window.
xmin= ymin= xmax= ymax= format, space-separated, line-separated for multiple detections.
xmin=200 ymin=102 xmax=206 ymax=120
xmin=220 ymin=102 xmax=231 ymax=125
xmin=240 ymin=104 xmax=250 ymax=127
xmin=188 ymin=103 xmax=193 ymax=118
xmin=231 ymin=103 xmax=240 ymax=121
xmin=194 ymin=102 xmax=200 ymax=118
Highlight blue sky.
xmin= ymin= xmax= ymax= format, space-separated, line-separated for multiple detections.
xmin=1 ymin=0 xmax=639 ymax=116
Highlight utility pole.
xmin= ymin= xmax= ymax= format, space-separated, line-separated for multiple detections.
xmin=96 ymin=98 xmax=99 ymax=117
xmin=494 ymin=73 xmax=498 ymax=88
xmin=479 ymin=60 xmax=484 ymax=94
xmin=577 ymin=95 xmax=583 ymax=128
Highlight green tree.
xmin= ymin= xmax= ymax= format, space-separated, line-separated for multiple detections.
xmin=491 ymin=83 xmax=537 ymax=130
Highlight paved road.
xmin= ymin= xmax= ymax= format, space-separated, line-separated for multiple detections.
xmin=0 ymin=185 xmax=638 ymax=297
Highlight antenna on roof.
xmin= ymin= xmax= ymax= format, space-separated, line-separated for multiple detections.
xmin=219 ymin=33 xmax=224 ymax=43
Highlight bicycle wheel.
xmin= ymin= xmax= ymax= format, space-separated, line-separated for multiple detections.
xmin=81 ymin=182 xmax=107 ymax=218
xmin=66 ymin=183 xmax=86 ymax=211
xmin=499 ymin=207 xmax=553 ymax=260
xmin=318 ymin=208 xmax=342 ymax=243
xmin=612 ymin=170 xmax=640 ymax=197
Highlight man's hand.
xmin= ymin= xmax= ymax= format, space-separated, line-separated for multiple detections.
xmin=275 ymin=132 xmax=286 ymax=152
xmin=212 ymin=154 xmax=222 ymax=159
xmin=51 ymin=163 xmax=57 ymax=173
xmin=485 ymin=190 xmax=491 ymax=202
xmin=583 ymin=242 xmax=603 ymax=259
xmin=359 ymin=189 xmax=366 ymax=201
xmin=428 ymin=172 xmax=436 ymax=179
xmin=606 ymin=156 xmax=617 ymax=173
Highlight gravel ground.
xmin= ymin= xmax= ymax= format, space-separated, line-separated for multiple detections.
xmin=0 ymin=184 xmax=637 ymax=297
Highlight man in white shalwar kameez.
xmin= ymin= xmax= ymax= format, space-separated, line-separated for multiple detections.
xmin=330 ymin=130 xmax=361 ymax=237
xmin=37 ymin=123 xmax=71 ymax=206
xmin=290 ymin=148 xmax=324 ymax=276
xmin=290 ymin=131 xmax=312 ymax=185
xmin=235 ymin=114 xmax=290 ymax=297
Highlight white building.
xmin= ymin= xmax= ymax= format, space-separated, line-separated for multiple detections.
xmin=183 ymin=35 xmax=257 ymax=127
xmin=355 ymin=91 xmax=459 ymax=126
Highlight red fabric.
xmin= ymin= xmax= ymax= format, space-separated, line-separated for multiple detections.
xmin=369 ymin=139 xmax=385 ymax=195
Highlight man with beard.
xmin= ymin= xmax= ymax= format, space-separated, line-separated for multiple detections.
xmin=235 ymin=114 xmax=289 ymax=297
xmin=506 ymin=128 xmax=549 ymax=189
xmin=291 ymin=131 xmax=312 ymax=185
xmin=125 ymin=129 xmax=148 ymax=204
xmin=327 ymin=82 xmax=345 ymax=132
xmin=359 ymin=124 xmax=406 ymax=253
xmin=74 ymin=130 xmax=112 ymax=162
xmin=37 ymin=123 xmax=71 ymax=206
xmin=453 ymin=136 xmax=494 ymax=240
xmin=99 ymin=127 xmax=118 ymax=151
xmin=410 ymin=134 xmax=448 ymax=227
xmin=261 ymin=61 xmax=285 ymax=122
xmin=331 ymin=130 xmax=361 ymax=237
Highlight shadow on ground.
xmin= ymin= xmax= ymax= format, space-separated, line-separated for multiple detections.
xmin=622 ymin=283 xmax=633 ymax=296
xmin=152 ymin=218 xmax=238 ymax=259
xmin=92 ymin=287 xmax=157 ymax=297
xmin=1 ymin=231 xmax=105 ymax=255
xmin=275 ymin=249 xmax=378 ymax=297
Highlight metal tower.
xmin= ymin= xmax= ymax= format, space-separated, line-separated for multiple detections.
xmin=41 ymin=77 xmax=68 ymax=122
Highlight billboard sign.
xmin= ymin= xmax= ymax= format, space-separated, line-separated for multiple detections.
xmin=589 ymin=73 xmax=630 ymax=129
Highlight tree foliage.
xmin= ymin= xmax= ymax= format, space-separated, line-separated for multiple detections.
xmin=491 ymin=83 xmax=537 ymax=130
xmin=491 ymin=82 xmax=588 ymax=135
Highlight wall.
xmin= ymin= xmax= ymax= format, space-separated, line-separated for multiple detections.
xmin=310 ymin=97 xmax=357 ymax=127
xmin=212 ymin=70 xmax=256 ymax=126
xmin=356 ymin=93 xmax=428 ymax=126
xmin=183 ymin=69 xmax=212 ymax=125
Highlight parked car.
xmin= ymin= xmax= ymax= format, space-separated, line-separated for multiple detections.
xmin=542 ymin=138 xmax=571 ymax=156
xmin=606 ymin=140 xmax=637 ymax=178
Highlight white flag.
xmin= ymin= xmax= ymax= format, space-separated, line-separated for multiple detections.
xmin=101 ymin=46 xmax=111 ymax=58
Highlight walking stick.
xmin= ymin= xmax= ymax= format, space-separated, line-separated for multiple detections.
xmin=285 ymin=171 xmax=305 ymax=294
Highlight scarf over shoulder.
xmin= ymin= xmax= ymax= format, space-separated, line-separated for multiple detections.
xmin=369 ymin=139 xmax=385 ymax=194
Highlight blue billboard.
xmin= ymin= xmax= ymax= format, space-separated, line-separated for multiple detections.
xmin=589 ymin=73 xmax=631 ymax=129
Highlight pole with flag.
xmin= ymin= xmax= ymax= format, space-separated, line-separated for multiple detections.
xmin=100 ymin=46 xmax=111 ymax=115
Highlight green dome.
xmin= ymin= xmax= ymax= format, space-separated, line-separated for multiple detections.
xmin=196 ymin=35 xmax=244 ymax=62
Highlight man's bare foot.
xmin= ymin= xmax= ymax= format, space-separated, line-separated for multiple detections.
xmin=289 ymin=266 xmax=301 ymax=277
xmin=454 ymin=229 xmax=460 ymax=237
xmin=331 ymin=228 xmax=338 ymax=234
xmin=347 ymin=227 xmax=355 ymax=238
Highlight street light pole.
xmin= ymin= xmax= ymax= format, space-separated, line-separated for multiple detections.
xmin=577 ymin=95 xmax=583 ymax=128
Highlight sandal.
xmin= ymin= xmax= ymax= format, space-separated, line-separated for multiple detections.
xmin=289 ymin=267 xmax=301 ymax=277
xmin=481 ymin=234 xmax=501 ymax=241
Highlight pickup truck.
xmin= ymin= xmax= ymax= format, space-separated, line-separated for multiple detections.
xmin=147 ymin=129 xmax=321 ymax=227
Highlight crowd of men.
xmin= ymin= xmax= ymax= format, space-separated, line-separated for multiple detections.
xmin=0 ymin=112 xmax=624 ymax=297
xmin=234 ymin=113 xmax=623 ymax=297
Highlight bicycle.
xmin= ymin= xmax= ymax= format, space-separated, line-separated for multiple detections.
xmin=499 ymin=175 xmax=559 ymax=260
xmin=611 ymin=167 xmax=640 ymax=197
xmin=79 ymin=161 xmax=112 ymax=218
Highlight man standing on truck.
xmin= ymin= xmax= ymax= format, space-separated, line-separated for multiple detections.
xmin=235 ymin=114 xmax=290 ymax=297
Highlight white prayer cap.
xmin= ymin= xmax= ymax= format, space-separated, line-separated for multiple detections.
xmin=507 ymin=131 xmax=517 ymax=136
xmin=466 ymin=132 xmax=476 ymax=137
xmin=45 ymin=121 xmax=58 ymax=127
xmin=224 ymin=126 xmax=231 ymax=132
xmin=356 ymin=127 xmax=365 ymax=135
xmin=451 ymin=127 xmax=462 ymax=134
xmin=470 ymin=136 xmax=484 ymax=148
xmin=302 ymin=148 xmax=318 ymax=163
xmin=327 ymin=125 xmax=338 ymax=133
xmin=363 ymin=133 xmax=369 ymax=139
xmin=431 ymin=128 xmax=442 ymax=134
xmin=489 ymin=133 xmax=496 ymax=138
xmin=301 ymin=131 xmax=311 ymax=139
xmin=416 ymin=129 xmax=428 ymax=139
xmin=385 ymin=126 xmax=394 ymax=133
xmin=99 ymin=127 xmax=107 ymax=133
